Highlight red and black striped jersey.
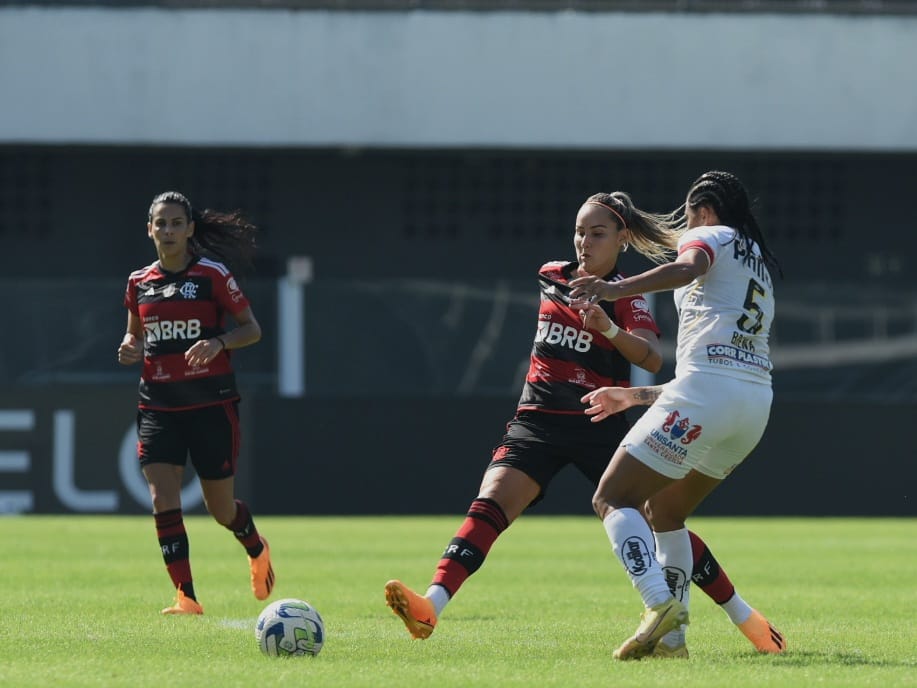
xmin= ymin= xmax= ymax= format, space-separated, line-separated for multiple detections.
xmin=123 ymin=256 xmax=251 ymax=411
xmin=517 ymin=261 xmax=661 ymax=414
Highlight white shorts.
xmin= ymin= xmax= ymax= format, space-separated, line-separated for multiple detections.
xmin=622 ymin=372 xmax=772 ymax=480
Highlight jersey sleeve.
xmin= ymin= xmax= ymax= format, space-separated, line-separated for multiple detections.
xmin=124 ymin=277 xmax=138 ymax=315
xmin=613 ymin=293 xmax=661 ymax=336
xmin=677 ymin=225 xmax=731 ymax=267
xmin=216 ymin=272 xmax=251 ymax=315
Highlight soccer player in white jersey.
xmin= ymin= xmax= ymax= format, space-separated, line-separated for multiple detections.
xmin=569 ymin=170 xmax=783 ymax=660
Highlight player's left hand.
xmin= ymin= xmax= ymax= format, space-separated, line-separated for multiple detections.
xmin=185 ymin=338 xmax=223 ymax=368
xmin=578 ymin=301 xmax=612 ymax=331
xmin=581 ymin=386 xmax=633 ymax=422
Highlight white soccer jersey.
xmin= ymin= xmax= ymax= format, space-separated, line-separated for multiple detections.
xmin=672 ymin=225 xmax=775 ymax=384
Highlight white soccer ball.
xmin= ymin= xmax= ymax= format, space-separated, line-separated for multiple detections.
xmin=255 ymin=598 xmax=325 ymax=657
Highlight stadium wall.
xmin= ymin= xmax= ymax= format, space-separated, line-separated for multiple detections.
xmin=1 ymin=146 xmax=914 ymax=517
xmin=1 ymin=7 xmax=916 ymax=150
xmin=0 ymin=388 xmax=911 ymax=516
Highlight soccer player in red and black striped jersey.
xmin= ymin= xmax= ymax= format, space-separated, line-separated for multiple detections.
xmin=385 ymin=192 xmax=784 ymax=655
xmin=118 ymin=191 xmax=275 ymax=615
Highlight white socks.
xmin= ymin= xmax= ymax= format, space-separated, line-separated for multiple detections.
xmin=602 ymin=508 xmax=672 ymax=608
xmin=721 ymin=592 xmax=754 ymax=625
xmin=654 ymin=528 xmax=692 ymax=647
xmin=654 ymin=528 xmax=692 ymax=603
xmin=425 ymin=584 xmax=451 ymax=617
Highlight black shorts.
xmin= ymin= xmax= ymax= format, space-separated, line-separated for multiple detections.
xmin=136 ymin=401 xmax=241 ymax=480
xmin=487 ymin=409 xmax=630 ymax=506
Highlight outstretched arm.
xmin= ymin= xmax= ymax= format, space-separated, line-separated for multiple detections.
xmin=580 ymin=384 xmax=666 ymax=423
xmin=569 ymin=247 xmax=710 ymax=304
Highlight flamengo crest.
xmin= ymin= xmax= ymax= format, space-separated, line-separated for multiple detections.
xmin=179 ymin=282 xmax=198 ymax=299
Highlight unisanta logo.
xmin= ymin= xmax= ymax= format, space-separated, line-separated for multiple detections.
xmin=661 ymin=410 xmax=703 ymax=445
xmin=621 ymin=536 xmax=652 ymax=576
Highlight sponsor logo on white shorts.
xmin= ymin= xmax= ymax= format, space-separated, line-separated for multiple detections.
xmin=642 ymin=410 xmax=703 ymax=466
xmin=662 ymin=410 xmax=703 ymax=445
xmin=644 ymin=429 xmax=688 ymax=465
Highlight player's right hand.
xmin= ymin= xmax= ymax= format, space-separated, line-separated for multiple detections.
xmin=118 ymin=334 xmax=142 ymax=365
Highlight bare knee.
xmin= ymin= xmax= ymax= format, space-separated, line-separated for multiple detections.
xmin=143 ymin=465 xmax=182 ymax=513
xmin=644 ymin=498 xmax=685 ymax=532
xmin=592 ymin=491 xmax=614 ymax=521
xmin=477 ymin=466 xmax=539 ymax=523
xmin=592 ymin=478 xmax=636 ymax=521
xmin=149 ymin=490 xmax=178 ymax=514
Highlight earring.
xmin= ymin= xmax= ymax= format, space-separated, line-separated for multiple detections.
xmin=621 ymin=242 xmax=629 ymax=252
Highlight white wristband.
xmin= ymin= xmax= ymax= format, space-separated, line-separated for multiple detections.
xmin=601 ymin=321 xmax=620 ymax=340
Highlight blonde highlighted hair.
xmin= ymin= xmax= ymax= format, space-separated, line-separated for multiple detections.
xmin=584 ymin=192 xmax=679 ymax=264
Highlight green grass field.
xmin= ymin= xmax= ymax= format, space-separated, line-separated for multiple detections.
xmin=1 ymin=516 xmax=914 ymax=688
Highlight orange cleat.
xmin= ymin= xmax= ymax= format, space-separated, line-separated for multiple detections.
xmin=384 ymin=580 xmax=437 ymax=639
xmin=161 ymin=588 xmax=204 ymax=615
xmin=249 ymin=536 xmax=275 ymax=601
xmin=738 ymin=609 xmax=786 ymax=654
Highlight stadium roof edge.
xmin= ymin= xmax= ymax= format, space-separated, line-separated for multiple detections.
xmin=2 ymin=0 xmax=917 ymax=15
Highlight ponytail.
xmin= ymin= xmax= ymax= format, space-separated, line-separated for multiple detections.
xmin=149 ymin=191 xmax=259 ymax=275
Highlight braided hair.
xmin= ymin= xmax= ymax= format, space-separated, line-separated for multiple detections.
xmin=683 ymin=171 xmax=782 ymax=278
xmin=148 ymin=191 xmax=258 ymax=275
